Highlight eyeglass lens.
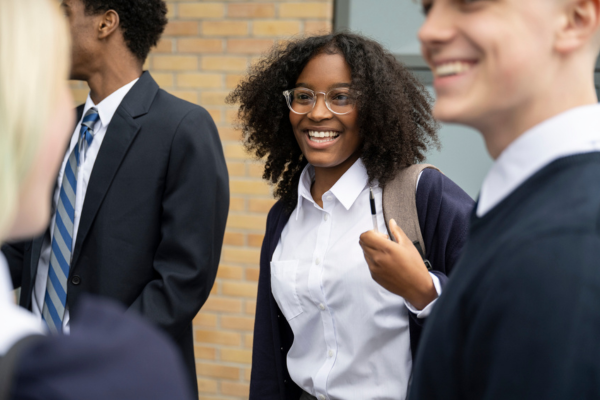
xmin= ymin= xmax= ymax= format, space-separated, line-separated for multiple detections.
xmin=287 ymin=88 xmax=355 ymax=114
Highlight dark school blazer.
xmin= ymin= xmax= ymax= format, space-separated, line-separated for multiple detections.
xmin=250 ymin=168 xmax=474 ymax=400
xmin=1 ymin=71 xmax=229 ymax=395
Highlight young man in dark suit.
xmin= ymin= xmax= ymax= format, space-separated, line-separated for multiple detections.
xmin=2 ymin=0 xmax=229 ymax=395
xmin=408 ymin=0 xmax=600 ymax=399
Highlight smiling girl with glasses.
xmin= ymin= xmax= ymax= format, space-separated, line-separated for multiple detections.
xmin=228 ymin=32 xmax=474 ymax=400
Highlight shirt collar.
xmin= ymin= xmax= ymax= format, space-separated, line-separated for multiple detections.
xmin=477 ymin=103 xmax=600 ymax=217
xmin=295 ymin=158 xmax=370 ymax=219
xmin=81 ymin=78 xmax=139 ymax=131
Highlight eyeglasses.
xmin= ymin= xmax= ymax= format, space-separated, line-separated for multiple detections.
xmin=283 ymin=87 xmax=358 ymax=115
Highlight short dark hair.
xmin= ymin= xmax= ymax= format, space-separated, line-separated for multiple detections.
xmin=82 ymin=0 xmax=168 ymax=62
xmin=227 ymin=32 xmax=439 ymax=210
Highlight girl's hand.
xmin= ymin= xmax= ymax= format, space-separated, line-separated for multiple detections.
xmin=359 ymin=219 xmax=437 ymax=310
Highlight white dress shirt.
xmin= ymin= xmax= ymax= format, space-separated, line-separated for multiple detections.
xmin=32 ymin=78 xmax=139 ymax=332
xmin=271 ymin=159 xmax=441 ymax=400
xmin=0 ymin=252 xmax=44 ymax=355
xmin=478 ymin=104 xmax=600 ymax=217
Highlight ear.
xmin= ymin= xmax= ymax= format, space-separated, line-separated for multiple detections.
xmin=555 ymin=0 xmax=600 ymax=54
xmin=97 ymin=9 xmax=120 ymax=40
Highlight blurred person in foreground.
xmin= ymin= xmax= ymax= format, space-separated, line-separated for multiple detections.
xmin=0 ymin=0 xmax=193 ymax=399
xmin=409 ymin=0 xmax=600 ymax=399
xmin=2 ymin=0 xmax=229 ymax=395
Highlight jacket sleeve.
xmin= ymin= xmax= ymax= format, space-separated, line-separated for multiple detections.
xmin=127 ymin=106 xmax=229 ymax=340
xmin=1 ymin=241 xmax=28 ymax=290
xmin=250 ymin=204 xmax=285 ymax=400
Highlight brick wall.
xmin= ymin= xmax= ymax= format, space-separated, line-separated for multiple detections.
xmin=71 ymin=2 xmax=334 ymax=399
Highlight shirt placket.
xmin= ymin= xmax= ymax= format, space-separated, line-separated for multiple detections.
xmin=308 ymin=192 xmax=337 ymax=400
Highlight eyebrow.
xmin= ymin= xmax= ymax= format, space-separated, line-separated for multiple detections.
xmin=295 ymin=82 xmax=352 ymax=90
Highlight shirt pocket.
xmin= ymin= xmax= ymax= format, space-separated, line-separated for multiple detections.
xmin=270 ymin=260 xmax=304 ymax=321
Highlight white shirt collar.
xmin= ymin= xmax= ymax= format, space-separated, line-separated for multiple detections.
xmin=296 ymin=158 xmax=370 ymax=219
xmin=81 ymin=78 xmax=139 ymax=130
xmin=0 ymin=251 xmax=45 ymax=355
xmin=477 ymin=103 xmax=600 ymax=217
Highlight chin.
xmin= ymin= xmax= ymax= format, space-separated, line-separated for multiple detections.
xmin=432 ymin=97 xmax=476 ymax=126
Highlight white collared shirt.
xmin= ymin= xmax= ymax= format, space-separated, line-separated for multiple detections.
xmin=478 ymin=104 xmax=600 ymax=217
xmin=271 ymin=159 xmax=441 ymax=400
xmin=0 ymin=252 xmax=44 ymax=355
xmin=32 ymin=78 xmax=139 ymax=332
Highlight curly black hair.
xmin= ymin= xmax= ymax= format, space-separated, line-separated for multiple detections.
xmin=82 ymin=0 xmax=168 ymax=62
xmin=227 ymin=32 xmax=439 ymax=210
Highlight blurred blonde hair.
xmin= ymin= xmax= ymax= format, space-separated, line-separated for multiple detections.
xmin=0 ymin=0 xmax=70 ymax=238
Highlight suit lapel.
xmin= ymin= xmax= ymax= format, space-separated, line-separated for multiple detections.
xmin=70 ymin=72 xmax=159 ymax=269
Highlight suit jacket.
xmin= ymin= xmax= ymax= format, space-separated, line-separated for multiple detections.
xmin=2 ymin=72 xmax=229 ymax=395
xmin=249 ymin=169 xmax=473 ymax=399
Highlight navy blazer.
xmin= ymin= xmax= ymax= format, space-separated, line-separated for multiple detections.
xmin=250 ymin=169 xmax=474 ymax=400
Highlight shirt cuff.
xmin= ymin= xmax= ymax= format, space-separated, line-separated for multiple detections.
xmin=405 ymin=273 xmax=442 ymax=318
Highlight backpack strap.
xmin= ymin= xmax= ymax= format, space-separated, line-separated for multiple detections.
xmin=382 ymin=164 xmax=441 ymax=269
xmin=0 ymin=334 xmax=44 ymax=400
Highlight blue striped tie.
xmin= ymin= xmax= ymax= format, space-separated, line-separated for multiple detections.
xmin=42 ymin=108 xmax=99 ymax=333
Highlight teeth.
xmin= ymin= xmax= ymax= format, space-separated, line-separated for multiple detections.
xmin=435 ymin=62 xmax=473 ymax=78
xmin=308 ymin=130 xmax=339 ymax=138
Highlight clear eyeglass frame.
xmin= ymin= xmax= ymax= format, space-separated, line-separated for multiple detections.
xmin=282 ymin=87 xmax=359 ymax=116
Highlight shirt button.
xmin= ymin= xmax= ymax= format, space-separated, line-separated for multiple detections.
xmin=324 ymin=214 xmax=329 ymax=221
xmin=315 ymin=258 xmax=320 ymax=265
xmin=328 ymin=349 xmax=334 ymax=358
xmin=71 ymin=275 xmax=81 ymax=285
xmin=319 ymin=303 xmax=326 ymax=311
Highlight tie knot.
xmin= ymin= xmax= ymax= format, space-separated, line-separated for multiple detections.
xmin=81 ymin=108 xmax=99 ymax=131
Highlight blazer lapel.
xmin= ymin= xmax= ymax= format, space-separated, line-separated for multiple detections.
xmin=71 ymin=72 xmax=159 ymax=268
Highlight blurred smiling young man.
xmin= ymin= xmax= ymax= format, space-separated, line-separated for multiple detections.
xmin=409 ymin=0 xmax=600 ymax=399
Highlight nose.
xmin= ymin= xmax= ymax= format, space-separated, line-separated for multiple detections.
xmin=418 ymin=1 xmax=456 ymax=54
xmin=307 ymin=92 xmax=333 ymax=122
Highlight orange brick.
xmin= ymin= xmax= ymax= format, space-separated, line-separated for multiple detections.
xmin=224 ymin=143 xmax=252 ymax=160
xmin=217 ymin=264 xmax=244 ymax=280
xmin=151 ymin=72 xmax=174 ymax=88
xmin=166 ymin=2 xmax=176 ymax=20
xmin=245 ymin=301 xmax=257 ymax=316
xmin=219 ymin=126 xmax=243 ymax=142
xmin=230 ymin=180 xmax=272 ymax=196
xmin=305 ymin=20 xmax=333 ymax=35
xmin=221 ymin=315 xmax=255 ymax=331
xmin=193 ymin=312 xmax=218 ymax=328
xmin=200 ymin=91 xmax=230 ymax=106
xmin=248 ymin=234 xmax=264 ymax=249
xmin=223 ymin=231 xmax=244 ymax=246
xmin=177 ymin=38 xmax=223 ymax=53
xmin=229 ymin=196 xmax=245 ymax=212
xmin=197 ymin=377 xmax=218 ymax=393
xmin=177 ymin=72 xmax=222 ymax=88
xmin=203 ymin=297 xmax=243 ymax=313
xmin=210 ymin=281 xmax=218 ymax=295
xmin=227 ymin=214 xmax=267 ymax=230
xmin=221 ymin=348 xmax=252 ymax=364
xmin=226 ymin=74 xmax=244 ymax=89
xmin=222 ymin=248 xmax=261 ymax=264
xmin=253 ymin=21 xmax=301 ymax=37
xmin=195 ymin=345 xmax=217 ymax=361
xmin=153 ymin=55 xmax=198 ymax=71
xmin=70 ymin=87 xmax=89 ymax=104
xmin=196 ymin=362 xmax=240 ymax=380
xmin=205 ymin=107 xmax=222 ymax=123
xmin=164 ymin=21 xmax=199 ymax=36
xmin=166 ymin=90 xmax=198 ymax=104
xmin=227 ymin=38 xmax=274 ymax=54
xmin=196 ymin=329 xmax=241 ymax=346
xmin=221 ymin=381 xmax=250 ymax=397
xmin=201 ymin=56 xmax=248 ymax=72
xmin=244 ymin=367 xmax=252 ymax=381
xmin=222 ymin=281 xmax=258 ymax=298
xmin=227 ymin=161 xmax=246 ymax=177
xmin=279 ymin=3 xmax=333 ymax=19
xmin=228 ymin=3 xmax=275 ymax=18
xmin=245 ymin=266 xmax=260 ymax=281
xmin=248 ymin=198 xmax=276 ymax=213
xmin=244 ymin=333 xmax=254 ymax=348
xmin=179 ymin=3 xmax=225 ymax=19
xmin=247 ymin=162 xmax=265 ymax=178
xmin=202 ymin=21 xmax=249 ymax=37
xmin=153 ymin=39 xmax=174 ymax=53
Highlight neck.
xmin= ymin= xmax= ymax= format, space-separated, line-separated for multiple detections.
xmin=477 ymin=63 xmax=598 ymax=159
xmin=311 ymin=152 xmax=361 ymax=207
xmin=87 ymin=57 xmax=142 ymax=105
